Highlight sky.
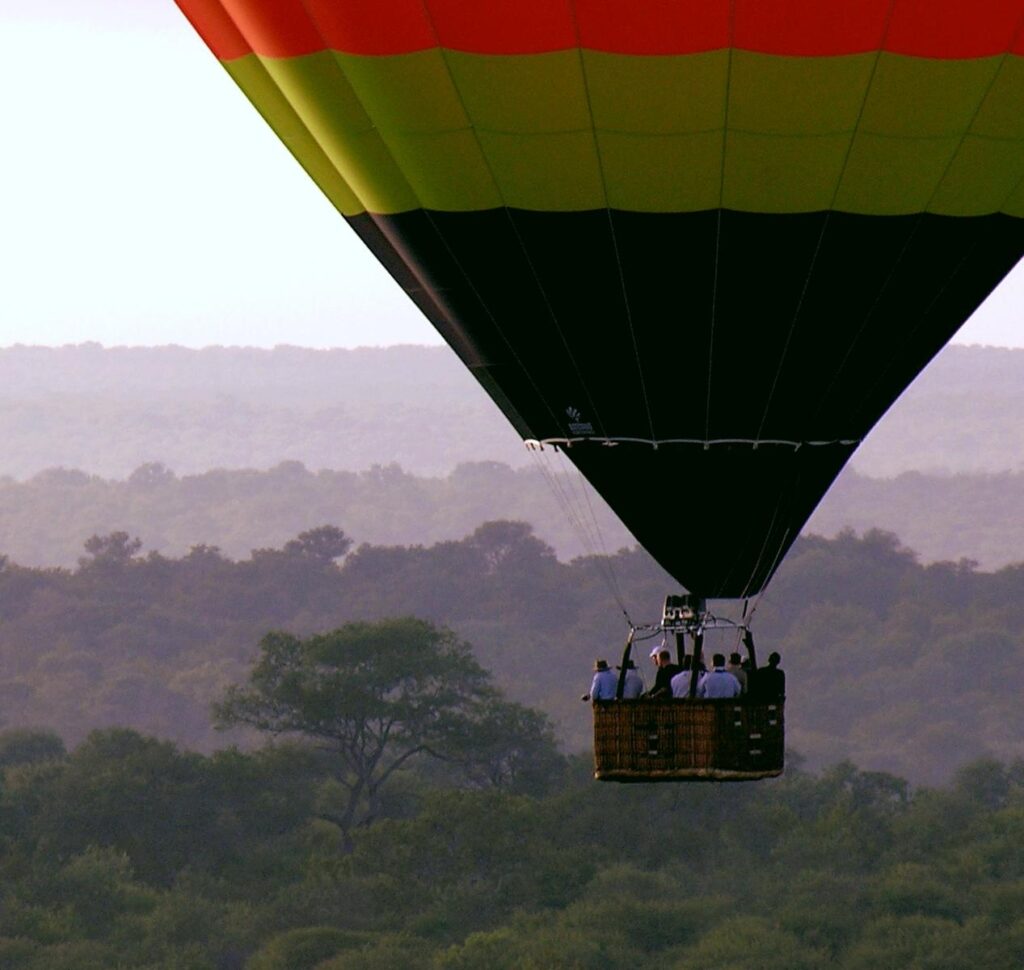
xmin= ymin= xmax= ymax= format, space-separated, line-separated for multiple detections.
xmin=0 ymin=1 xmax=1021 ymax=351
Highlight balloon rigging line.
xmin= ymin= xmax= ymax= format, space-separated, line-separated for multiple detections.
xmin=705 ymin=0 xmax=736 ymax=443
xmin=811 ymin=214 xmax=924 ymax=418
xmin=752 ymin=210 xmax=833 ymax=443
xmin=918 ymin=14 xmax=1024 ymax=219
xmin=503 ymin=208 xmax=615 ymax=439
xmin=813 ymin=10 xmax=1023 ymax=422
xmin=567 ymin=0 xmax=658 ymax=445
xmin=852 ymin=238 xmax=981 ymax=421
xmin=410 ymin=0 xmax=614 ymax=443
xmin=746 ymin=526 xmax=793 ymax=622
xmin=566 ymin=459 xmax=630 ymax=617
xmin=526 ymin=437 xmax=860 ymax=449
xmin=733 ymin=468 xmax=793 ymax=602
xmin=197 ymin=22 xmax=571 ymax=455
xmin=530 ymin=447 xmax=632 ymax=624
xmin=247 ymin=2 xmax=571 ymax=447
xmin=564 ymin=463 xmax=632 ymax=624
xmin=850 ymin=21 xmax=1024 ymax=418
xmin=418 ymin=212 xmax=567 ymax=431
xmin=754 ymin=0 xmax=897 ymax=442
xmin=849 ymin=18 xmax=1024 ymax=424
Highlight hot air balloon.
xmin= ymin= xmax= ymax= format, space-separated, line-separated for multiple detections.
xmin=174 ymin=0 xmax=1024 ymax=780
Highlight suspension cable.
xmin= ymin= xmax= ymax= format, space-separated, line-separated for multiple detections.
xmin=529 ymin=445 xmax=634 ymax=628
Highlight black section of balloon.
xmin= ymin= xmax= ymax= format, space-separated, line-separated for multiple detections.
xmin=346 ymin=208 xmax=1024 ymax=596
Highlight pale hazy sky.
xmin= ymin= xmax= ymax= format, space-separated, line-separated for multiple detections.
xmin=1 ymin=1 xmax=1021 ymax=350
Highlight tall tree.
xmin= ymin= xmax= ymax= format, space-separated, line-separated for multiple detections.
xmin=214 ymin=618 xmax=525 ymax=849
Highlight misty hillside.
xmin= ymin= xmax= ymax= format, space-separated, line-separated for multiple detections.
xmin=2 ymin=342 xmax=1024 ymax=479
xmin=0 ymin=343 xmax=524 ymax=478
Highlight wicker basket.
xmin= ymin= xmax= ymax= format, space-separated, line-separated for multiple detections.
xmin=593 ymin=698 xmax=784 ymax=781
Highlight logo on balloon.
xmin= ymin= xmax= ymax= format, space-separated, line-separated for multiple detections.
xmin=565 ymin=406 xmax=594 ymax=436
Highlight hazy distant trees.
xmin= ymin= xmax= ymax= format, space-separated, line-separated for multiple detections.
xmin=281 ymin=525 xmax=352 ymax=564
xmin=8 ymin=457 xmax=1024 ymax=576
xmin=0 ymin=461 xmax=631 ymax=570
xmin=79 ymin=531 xmax=143 ymax=568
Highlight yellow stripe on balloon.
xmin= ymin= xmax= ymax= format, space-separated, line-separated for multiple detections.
xmin=224 ymin=48 xmax=1024 ymax=217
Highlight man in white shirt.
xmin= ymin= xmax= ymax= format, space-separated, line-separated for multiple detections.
xmin=697 ymin=653 xmax=742 ymax=699
xmin=582 ymin=659 xmax=618 ymax=702
xmin=617 ymin=659 xmax=645 ymax=699
xmin=670 ymin=656 xmax=694 ymax=698
xmin=726 ymin=652 xmax=748 ymax=694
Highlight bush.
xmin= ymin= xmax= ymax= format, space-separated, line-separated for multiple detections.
xmin=247 ymin=926 xmax=369 ymax=970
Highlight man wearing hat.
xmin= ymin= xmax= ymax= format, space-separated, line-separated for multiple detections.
xmin=616 ymin=659 xmax=645 ymax=699
xmin=582 ymin=659 xmax=618 ymax=702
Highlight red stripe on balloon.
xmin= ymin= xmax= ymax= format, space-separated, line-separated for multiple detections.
xmin=219 ymin=0 xmax=325 ymax=57
xmin=301 ymin=0 xmax=436 ymax=54
xmin=428 ymin=0 xmax=577 ymax=53
xmin=576 ymin=1 xmax=729 ymax=54
xmin=174 ymin=0 xmax=252 ymax=60
xmin=886 ymin=0 xmax=1024 ymax=56
xmin=176 ymin=0 xmax=1024 ymax=59
xmin=733 ymin=0 xmax=890 ymax=55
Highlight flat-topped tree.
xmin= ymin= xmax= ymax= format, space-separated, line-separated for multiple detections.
xmin=214 ymin=617 xmax=558 ymax=850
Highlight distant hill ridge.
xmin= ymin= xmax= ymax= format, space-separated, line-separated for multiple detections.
xmin=3 ymin=459 xmax=1024 ymax=572
xmin=0 ymin=342 xmax=1023 ymax=478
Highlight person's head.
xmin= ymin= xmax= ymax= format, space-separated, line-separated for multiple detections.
xmin=658 ymin=649 xmax=672 ymax=666
xmin=617 ymin=659 xmax=636 ymax=670
xmin=594 ymin=659 xmax=610 ymax=672
xmin=712 ymin=653 xmax=726 ymax=668
xmin=681 ymin=655 xmax=692 ymax=671
xmin=768 ymin=651 xmax=781 ymax=667
xmin=729 ymin=652 xmax=741 ymax=666
xmin=650 ymin=644 xmax=662 ymax=664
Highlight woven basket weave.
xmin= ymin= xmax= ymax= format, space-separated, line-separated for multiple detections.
xmin=593 ymin=699 xmax=784 ymax=781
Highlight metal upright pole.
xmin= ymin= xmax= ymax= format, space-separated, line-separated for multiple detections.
xmin=615 ymin=628 xmax=635 ymax=699
xmin=687 ymin=596 xmax=706 ymax=699
xmin=743 ymin=629 xmax=758 ymax=670
xmin=674 ymin=630 xmax=686 ymax=667
xmin=688 ymin=630 xmax=704 ymax=699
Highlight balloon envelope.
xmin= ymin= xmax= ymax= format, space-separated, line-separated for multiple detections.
xmin=176 ymin=0 xmax=1024 ymax=597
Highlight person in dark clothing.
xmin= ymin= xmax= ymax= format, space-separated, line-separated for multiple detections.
xmin=646 ymin=649 xmax=682 ymax=698
xmin=754 ymin=651 xmax=786 ymax=699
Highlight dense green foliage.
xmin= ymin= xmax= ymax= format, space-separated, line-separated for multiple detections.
xmin=0 ymin=524 xmax=1022 ymax=783
xmin=0 ymin=719 xmax=1022 ymax=969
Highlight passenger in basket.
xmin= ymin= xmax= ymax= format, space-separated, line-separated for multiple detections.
xmin=649 ymin=641 xmax=664 ymax=672
xmin=670 ymin=655 xmax=694 ymax=698
xmin=616 ymin=658 xmax=645 ymax=699
xmin=582 ymin=658 xmax=618 ymax=702
xmin=726 ymin=652 xmax=748 ymax=694
xmin=755 ymin=651 xmax=786 ymax=700
xmin=697 ymin=653 xmax=742 ymax=698
xmin=646 ymin=649 xmax=682 ymax=698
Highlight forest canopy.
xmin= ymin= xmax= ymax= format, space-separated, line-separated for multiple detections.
xmin=0 ymin=718 xmax=1021 ymax=968
xmin=0 ymin=523 xmax=1022 ymax=784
